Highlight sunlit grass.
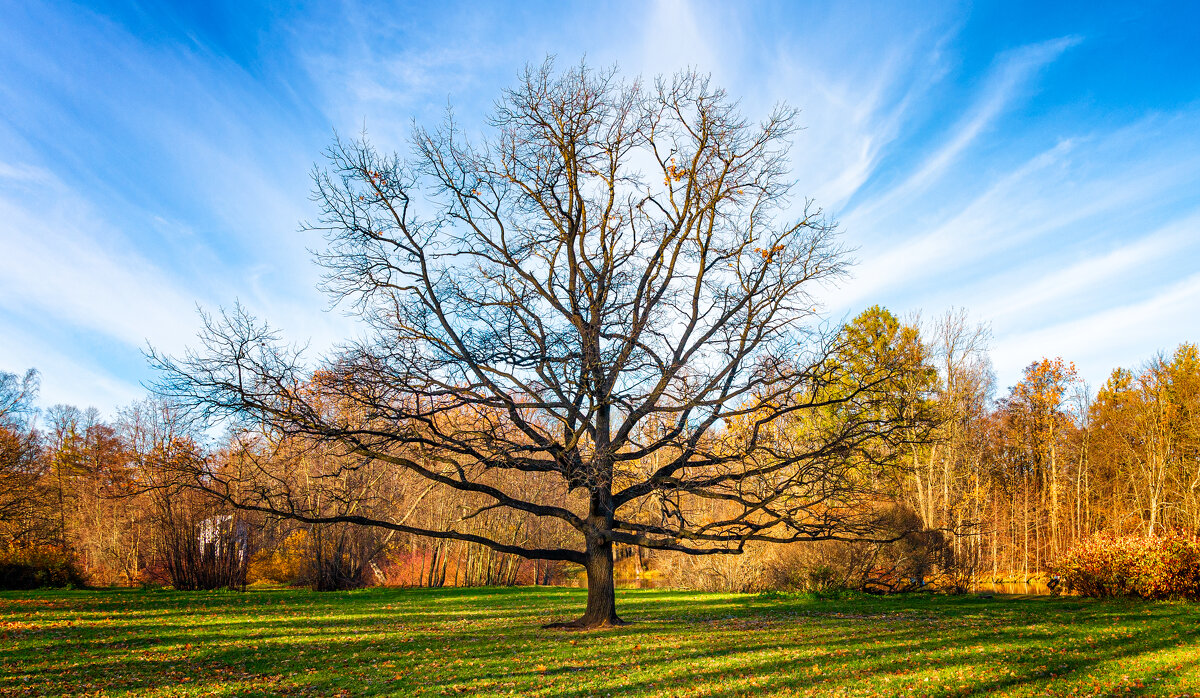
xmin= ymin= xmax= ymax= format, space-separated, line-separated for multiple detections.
xmin=2 ymin=586 xmax=1198 ymax=696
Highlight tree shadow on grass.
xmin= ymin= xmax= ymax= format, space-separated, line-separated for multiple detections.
xmin=3 ymin=588 xmax=1198 ymax=697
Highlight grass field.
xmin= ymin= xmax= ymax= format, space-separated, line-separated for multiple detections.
xmin=2 ymin=586 xmax=1199 ymax=697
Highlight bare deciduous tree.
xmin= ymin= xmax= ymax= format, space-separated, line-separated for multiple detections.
xmin=154 ymin=61 xmax=930 ymax=627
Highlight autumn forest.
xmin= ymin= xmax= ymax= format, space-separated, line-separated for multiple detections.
xmin=2 ymin=307 xmax=1197 ymax=592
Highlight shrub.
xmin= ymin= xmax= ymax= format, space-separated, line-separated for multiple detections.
xmin=157 ymin=511 xmax=250 ymax=591
xmin=148 ymin=484 xmax=250 ymax=591
xmin=803 ymin=564 xmax=844 ymax=594
xmin=302 ymin=523 xmax=385 ymax=591
xmin=0 ymin=546 xmax=86 ymax=589
xmin=759 ymin=542 xmax=860 ymax=593
xmin=1058 ymin=532 xmax=1200 ymax=600
xmin=657 ymin=546 xmax=770 ymax=592
xmin=248 ymin=529 xmax=308 ymax=585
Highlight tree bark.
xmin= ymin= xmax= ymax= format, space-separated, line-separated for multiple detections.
xmin=580 ymin=537 xmax=622 ymax=627
xmin=545 ymin=527 xmax=626 ymax=629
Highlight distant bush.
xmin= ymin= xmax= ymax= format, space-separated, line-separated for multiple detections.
xmin=1058 ymin=532 xmax=1200 ymax=600
xmin=0 ymin=546 xmax=86 ymax=590
xmin=156 ymin=509 xmax=250 ymax=591
xmin=248 ymin=529 xmax=308 ymax=585
xmin=658 ymin=504 xmax=957 ymax=594
xmin=302 ymin=523 xmax=382 ymax=591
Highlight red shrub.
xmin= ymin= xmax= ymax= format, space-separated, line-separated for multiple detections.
xmin=1058 ymin=532 xmax=1200 ymax=600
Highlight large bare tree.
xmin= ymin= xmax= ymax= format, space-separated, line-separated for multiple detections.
xmin=154 ymin=61 xmax=929 ymax=627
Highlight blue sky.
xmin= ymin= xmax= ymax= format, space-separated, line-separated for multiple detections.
xmin=1 ymin=0 xmax=1198 ymax=413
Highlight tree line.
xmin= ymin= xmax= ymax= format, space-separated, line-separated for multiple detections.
xmin=3 ymin=324 xmax=1195 ymax=595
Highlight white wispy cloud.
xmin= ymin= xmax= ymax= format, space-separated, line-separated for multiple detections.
xmin=844 ymin=36 xmax=1082 ymax=232
xmin=835 ymin=110 xmax=1200 ymax=291
xmin=0 ymin=320 xmax=144 ymax=411
xmin=0 ymin=165 xmax=204 ymax=353
xmin=635 ymin=0 xmax=724 ymax=77
xmin=991 ymin=272 xmax=1200 ymax=388
xmin=974 ymin=212 xmax=1200 ymax=326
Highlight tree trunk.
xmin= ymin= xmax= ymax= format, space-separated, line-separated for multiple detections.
xmin=581 ymin=539 xmax=622 ymax=626
xmin=546 ymin=400 xmax=627 ymax=629
xmin=545 ymin=532 xmax=626 ymax=629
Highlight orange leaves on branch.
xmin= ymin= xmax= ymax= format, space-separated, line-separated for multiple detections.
xmin=1007 ymin=356 xmax=1080 ymax=461
xmin=664 ymin=158 xmax=687 ymax=186
xmin=361 ymin=169 xmax=388 ymax=188
xmin=753 ymin=244 xmax=786 ymax=261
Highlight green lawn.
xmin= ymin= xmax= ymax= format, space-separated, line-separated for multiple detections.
xmin=2 ymin=586 xmax=1198 ymax=697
